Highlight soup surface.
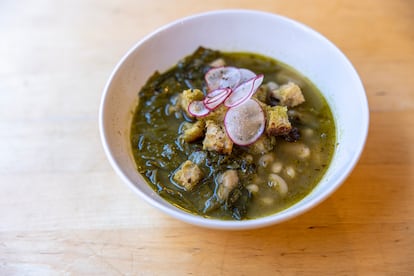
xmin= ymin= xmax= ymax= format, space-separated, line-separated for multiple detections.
xmin=130 ymin=47 xmax=336 ymax=220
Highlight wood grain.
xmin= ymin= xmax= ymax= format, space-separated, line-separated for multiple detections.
xmin=1 ymin=0 xmax=413 ymax=275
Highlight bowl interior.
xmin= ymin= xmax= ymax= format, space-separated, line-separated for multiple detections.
xmin=100 ymin=10 xmax=369 ymax=229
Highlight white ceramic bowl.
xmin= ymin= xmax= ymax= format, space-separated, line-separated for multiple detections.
xmin=99 ymin=10 xmax=369 ymax=230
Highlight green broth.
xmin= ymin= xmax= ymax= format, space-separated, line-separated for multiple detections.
xmin=130 ymin=47 xmax=336 ymax=220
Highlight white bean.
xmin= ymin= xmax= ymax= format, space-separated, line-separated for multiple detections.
xmin=302 ymin=127 xmax=314 ymax=137
xmin=209 ymin=58 xmax=226 ymax=67
xmin=261 ymin=197 xmax=274 ymax=205
xmin=259 ymin=153 xmax=274 ymax=168
xmin=216 ymin=170 xmax=239 ymax=202
xmin=285 ymin=166 xmax=295 ymax=178
xmin=268 ymin=173 xmax=288 ymax=197
xmin=266 ymin=81 xmax=279 ymax=91
xmin=298 ymin=145 xmax=310 ymax=159
xmin=246 ymin=184 xmax=259 ymax=194
xmin=271 ymin=162 xmax=282 ymax=173
xmin=280 ymin=143 xmax=310 ymax=159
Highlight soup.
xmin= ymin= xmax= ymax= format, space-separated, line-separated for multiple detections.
xmin=130 ymin=47 xmax=336 ymax=220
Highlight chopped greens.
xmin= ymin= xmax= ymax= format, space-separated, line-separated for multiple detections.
xmin=130 ymin=47 xmax=336 ymax=220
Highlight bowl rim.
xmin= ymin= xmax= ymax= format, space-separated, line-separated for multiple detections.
xmin=99 ymin=9 xmax=369 ymax=230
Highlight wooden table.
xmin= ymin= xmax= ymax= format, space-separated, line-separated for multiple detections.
xmin=1 ymin=0 xmax=413 ymax=274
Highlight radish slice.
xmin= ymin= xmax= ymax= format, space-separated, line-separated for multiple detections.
xmin=204 ymin=88 xmax=232 ymax=110
xmin=205 ymin=66 xmax=241 ymax=91
xmin=224 ymin=99 xmax=265 ymax=146
xmin=224 ymin=74 xmax=264 ymax=108
xmin=204 ymin=94 xmax=228 ymax=110
xmin=206 ymin=87 xmax=230 ymax=99
xmin=239 ymin=68 xmax=256 ymax=83
xmin=188 ymin=100 xmax=210 ymax=117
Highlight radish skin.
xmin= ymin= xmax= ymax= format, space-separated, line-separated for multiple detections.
xmin=224 ymin=74 xmax=264 ymax=108
xmin=188 ymin=100 xmax=210 ymax=117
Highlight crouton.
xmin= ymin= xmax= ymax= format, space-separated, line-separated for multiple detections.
xmin=202 ymin=120 xmax=233 ymax=155
xmin=269 ymin=82 xmax=305 ymax=107
xmin=181 ymin=120 xmax=205 ymax=142
xmin=179 ymin=89 xmax=204 ymax=117
xmin=266 ymin=105 xmax=292 ymax=136
xmin=173 ymin=160 xmax=203 ymax=191
xmin=202 ymin=104 xmax=227 ymax=122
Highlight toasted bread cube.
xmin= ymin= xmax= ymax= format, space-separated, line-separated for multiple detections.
xmin=269 ymin=82 xmax=305 ymax=107
xmin=266 ymin=105 xmax=292 ymax=136
xmin=173 ymin=160 xmax=203 ymax=191
xmin=202 ymin=104 xmax=227 ymax=122
xmin=202 ymin=120 xmax=233 ymax=155
xmin=179 ymin=89 xmax=204 ymax=117
xmin=181 ymin=120 xmax=205 ymax=142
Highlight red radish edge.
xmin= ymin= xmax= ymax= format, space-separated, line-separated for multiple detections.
xmin=204 ymin=88 xmax=231 ymax=103
xmin=207 ymin=87 xmax=229 ymax=97
xmin=204 ymin=88 xmax=232 ymax=110
xmin=224 ymin=74 xmax=264 ymax=108
xmin=188 ymin=100 xmax=210 ymax=117
xmin=204 ymin=96 xmax=226 ymax=110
